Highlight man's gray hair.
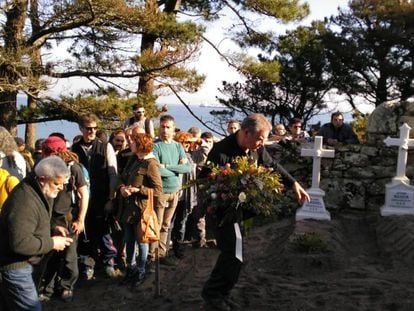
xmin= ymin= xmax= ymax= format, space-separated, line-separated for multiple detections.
xmin=34 ymin=156 xmax=70 ymax=179
xmin=160 ymin=114 xmax=176 ymax=124
xmin=241 ymin=113 xmax=272 ymax=134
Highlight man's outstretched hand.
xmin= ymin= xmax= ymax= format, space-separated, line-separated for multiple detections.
xmin=292 ymin=182 xmax=310 ymax=205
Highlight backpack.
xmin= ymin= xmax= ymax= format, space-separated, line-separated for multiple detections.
xmin=79 ymin=162 xmax=90 ymax=194
xmin=0 ymin=171 xmax=19 ymax=210
xmin=67 ymin=161 xmax=90 ymax=206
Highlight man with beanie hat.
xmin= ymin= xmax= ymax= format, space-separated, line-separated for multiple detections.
xmin=42 ymin=136 xmax=68 ymax=155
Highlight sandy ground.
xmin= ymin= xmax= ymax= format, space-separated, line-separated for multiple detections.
xmin=43 ymin=212 xmax=414 ymax=311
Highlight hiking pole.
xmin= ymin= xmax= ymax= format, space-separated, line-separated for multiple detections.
xmin=83 ymin=226 xmax=89 ymax=243
xmin=155 ymin=244 xmax=160 ymax=297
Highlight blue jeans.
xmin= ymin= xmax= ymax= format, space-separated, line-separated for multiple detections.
xmin=0 ymin=265 xmax=42 ymax=310
xmin=123 ymin=222 xmax=149 ymax=274
xmin=124 ymin=223 xmax=138 ymax=267
xmin=171 ymin=200 xmax=189 ymax=244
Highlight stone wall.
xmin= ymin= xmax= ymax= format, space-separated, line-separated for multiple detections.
xmin=268 ymin=100 xmax=414 ymax=214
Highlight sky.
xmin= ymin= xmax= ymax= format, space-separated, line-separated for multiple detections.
xmin=46 ymin=1 xmax=362 ymax=113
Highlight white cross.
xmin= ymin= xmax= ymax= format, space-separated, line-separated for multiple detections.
xmin=301 ymin=136 xmax=335 ymax=189
xmin=384 ymin=123 xmax=414 ymax=182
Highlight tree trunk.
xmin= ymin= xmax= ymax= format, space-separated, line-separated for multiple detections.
xmin=0 ymin=93 xmax=18 ymax=136
xmin=21 ymin=0 xmax=42 ymax=148
xmin=137 ymin=0 xmax=181 ymax=97
xmin=24 ymin=47 xmax=43 ymax=149
xmin=399 ymin=49 xmax=414 ymax=101
xmin=25 ymin=96 xmax=37 ymax=149
xmin=376 ymin=74 xmax=388 ymax=106
xmin=137 ymin=32 xmax=156 ymax=96
xmin=0 ymin=1 xmax=28 ymax=133
xmin=164 ymin=0 xmax=181 ymax=13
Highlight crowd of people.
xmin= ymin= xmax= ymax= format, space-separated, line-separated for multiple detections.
xmin=0 ymin=107 xmax=359 ymax=311
xmin=268 ymin=111 xmax=359 ymax=146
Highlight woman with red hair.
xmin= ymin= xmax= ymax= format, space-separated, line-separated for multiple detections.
xmin=117 ymin=133 xmax=162 ymax=287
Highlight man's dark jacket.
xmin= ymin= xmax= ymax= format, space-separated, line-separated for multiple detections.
xmin=71 ymin=138 xmax=110 ymax=215
xmin=318 ymin=123 xmax=359 ymax=144
xmin=0 ymin=174 xmax=54 ymax=270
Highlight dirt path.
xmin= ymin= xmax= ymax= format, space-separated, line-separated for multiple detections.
xmin=44 ymin=213 xmax=414 ymax=311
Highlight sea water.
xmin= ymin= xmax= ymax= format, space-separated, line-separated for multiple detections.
xmin=16 ymin=104 xmax=227 ymax=142
xmin=16 ymin=103 xmax=338 ymax=142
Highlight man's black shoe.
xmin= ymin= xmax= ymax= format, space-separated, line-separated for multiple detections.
xmin=203 ymin=298 xmax=232 ymax=311
xmin=119 ymin=266 xmax=139 ymax=285
xmin=61 ymin=289 xmax=74 ymax=303
xmin=174 ymin=249 xmax=185 ymax=259
xmin=173 ymin=241 xmax=185 ymax=259
xmin=129 ymin=272 xmax=145 ymax=289
xmin=224 ymin=296 xmax=240 ymax=309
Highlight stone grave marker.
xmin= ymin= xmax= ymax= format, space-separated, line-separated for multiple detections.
xmin=296 ymin=136 xmax=335 ymax=221
xmin=381 ymin=123 xmax=414 ymax=216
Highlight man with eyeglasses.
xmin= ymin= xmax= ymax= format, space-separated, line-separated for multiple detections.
xmin=318 ymin=111 xmax=359 ymax=145
xmin=286 ymin=118 xmax=310 ymax=143
xmin=71 ymin=113 xmax=119 ymax=279
xmin=0 ymin=156 xmax=73 ymax=310
xmin=123 ymin=104 xmax=155 ymax=138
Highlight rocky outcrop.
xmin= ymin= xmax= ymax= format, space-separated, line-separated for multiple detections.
xmin=366 ymin=100 xmax=414 ymax=145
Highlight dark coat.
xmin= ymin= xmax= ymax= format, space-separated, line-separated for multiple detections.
xmin=0 ymin=174 xmax=54 ymax=270
xmin=318 ymin=123 xmax=359 ymax=144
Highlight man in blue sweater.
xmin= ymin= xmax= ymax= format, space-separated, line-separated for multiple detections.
xmin=149 ymin=115 xmax=190 ymax=267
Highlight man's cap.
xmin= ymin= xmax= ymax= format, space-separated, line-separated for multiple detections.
xmin=42 ymin=136 xmax=67 ymax=155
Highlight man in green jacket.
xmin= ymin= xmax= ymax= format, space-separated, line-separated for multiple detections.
xmin=148 ymin=115 xmax=190 ymax=268
xmin=0 ymin=156 xmax=73 ymax=310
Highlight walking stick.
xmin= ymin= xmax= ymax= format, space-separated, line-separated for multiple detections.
xmin=83 ymin=226 xmax=90 ymax=243
xmin=155 ymin=243 xmax=161 ymax=297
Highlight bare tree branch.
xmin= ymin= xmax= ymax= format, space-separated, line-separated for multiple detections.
xmin=167 ymin=85 xmax=222 ymax=136
xmin=201 ymin=35 xmax=239 ymax=70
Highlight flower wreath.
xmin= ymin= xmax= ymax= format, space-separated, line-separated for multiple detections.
xmin=197 ymin=156 xmax=284 ymax=223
